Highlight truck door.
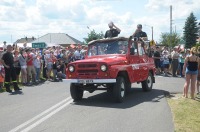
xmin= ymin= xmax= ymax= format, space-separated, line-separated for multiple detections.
xmin=129 ymin=41 xmax=141 ymax=82
xmin=138 ymin=43 xmax=149 ymax=81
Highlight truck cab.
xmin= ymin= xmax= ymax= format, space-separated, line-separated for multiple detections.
xmin=64 ymin=37 xmax=156 ymax=103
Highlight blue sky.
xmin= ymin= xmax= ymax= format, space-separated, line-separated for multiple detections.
xmin=0 ymin=0 xmax=200 ymax=45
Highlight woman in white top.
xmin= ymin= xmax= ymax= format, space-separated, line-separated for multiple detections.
xmin=19 ymin=49 xmax=27 ymax=85
xmin=34 ymin=54 xmax=42 ymax=81
xmin=45 ymin=50 xmax=53 ymax=80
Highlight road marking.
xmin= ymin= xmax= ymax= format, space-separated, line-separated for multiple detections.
xmin=9 ymin=91 xmax=87 ymax=132
xmin=21 ymin=99 xmax=73 ymax=132
xmin=9 ymin=97 xmax=72 ymax=132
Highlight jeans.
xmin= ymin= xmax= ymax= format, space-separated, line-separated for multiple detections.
xmin=35 ymin=68 xmax=40 ymax=81
xmin=57 ymin=72 xmax=66 ymax=79
xmin=53 ymin=69 xmax=57 ymax=80
xmin=172 ymin=59 xmax=179 ymax=76
xmin=179 ymin=63 xmax=184 ymax=77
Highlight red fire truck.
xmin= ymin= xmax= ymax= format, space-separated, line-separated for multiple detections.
xmin=64 ymin=37 xmax=156 ymax=102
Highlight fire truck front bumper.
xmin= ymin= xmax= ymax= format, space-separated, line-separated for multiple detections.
xmin=63 ymin=79 xmax=116 ymax=84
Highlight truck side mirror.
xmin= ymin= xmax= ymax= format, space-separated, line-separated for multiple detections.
xmin=130 ymin=47 xmax=135 ymax=55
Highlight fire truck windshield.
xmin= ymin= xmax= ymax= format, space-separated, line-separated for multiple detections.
xmin=88 ymin=40 xmax=128 ymax=56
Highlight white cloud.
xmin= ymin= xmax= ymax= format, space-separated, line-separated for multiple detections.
xmin=144 ymin=0 xmax=200 ymax=41
xmin=0 ymin=0 xmax=200 ymax=44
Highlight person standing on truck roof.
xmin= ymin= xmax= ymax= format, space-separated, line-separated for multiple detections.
xmin=132 ymin=24 xmax=148 ymax=41
xmin=105 ymin=22 xmax=121 ymax=38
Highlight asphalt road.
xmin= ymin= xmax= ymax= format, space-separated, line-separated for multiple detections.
xmin=0 ymin=76 xmax=185 ymax=132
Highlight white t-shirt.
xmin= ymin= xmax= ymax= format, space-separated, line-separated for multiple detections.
xmin=74 ymin=50 xmax=81 ymax=59
xmin=162 ymin=55 xmax=169 ymax=64
xmin=34 ymin=58 xmax=41 ymax=68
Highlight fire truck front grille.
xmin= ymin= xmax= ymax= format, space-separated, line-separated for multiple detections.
xmin=78 ymin=64 xmax=97 ymax=68
xmin=77 ymin=69 xmax=98 ymax=75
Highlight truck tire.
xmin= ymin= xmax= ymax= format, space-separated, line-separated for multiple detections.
xmin=141 ymin=72 xmax=153 ymax=92
xmin=70 ymin=84 xmax=83 ymax=101
xmin=113 ymin=76 xmax=126 ymax=103
xmin=107 ymin=83 xmax=114 ymax=93
xmin=125 ymin=80 xmax=131 ymax=93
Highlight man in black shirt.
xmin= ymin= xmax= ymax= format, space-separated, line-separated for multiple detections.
xmin=105 ymin=22 xmax=121 ymax=38
xmin=132 ymin=24 xmax=148 ymax=41
xmin=1 ymin=45 xmax=21 ymax=92
xmin=153 ymin=46 xmax=161 ymax=74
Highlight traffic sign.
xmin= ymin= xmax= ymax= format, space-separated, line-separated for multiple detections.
xmin=32 ymin=42 xmax=46 ymax=48
xmin=150 ymin=40 xmax=155 ymax=46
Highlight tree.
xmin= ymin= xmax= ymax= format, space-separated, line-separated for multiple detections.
xmin=183 ymin=12 xmax=198 ymax=48
xmin=84 ymin=29 xmax=104 ymax=44
xmin=159 ymin=32 xmax=180 ymax=48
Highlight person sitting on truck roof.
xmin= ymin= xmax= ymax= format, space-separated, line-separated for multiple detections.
xmin=105 ymin=22 xmax=121 ymax=38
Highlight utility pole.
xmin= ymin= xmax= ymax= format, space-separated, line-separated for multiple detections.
xmin=151 ymin=26 xmax=153 ymax=41
xmin=145 ymin=24 xmax=153 ymax=41
xmin=11 ymin=35 xmax=12 ymax=43
xmin=175 ymin=25 xmax=176 ymax=33
xmin=198 ymin=22 xmax=200 ymax=43
xmin=50 ymin=33 xmax=51 ymax=43
xmin=170 ymin=5 xmax=172 ymax=50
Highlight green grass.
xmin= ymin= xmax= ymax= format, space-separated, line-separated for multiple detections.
xmin=167 ymin=94 xmax=200 ymax=132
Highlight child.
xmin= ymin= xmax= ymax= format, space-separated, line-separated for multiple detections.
xmin=0 ymin=62 xmax=5 ymax=90
xmin=57 ymin=60 xmax=66 ymax=81
xmin=162 ymin=51 xmax=170 ymax=77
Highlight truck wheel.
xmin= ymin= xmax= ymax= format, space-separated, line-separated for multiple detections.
xmin=125 ymin=80 xmax=131 ymax=93
xmin=141 ymin=72 xmax=153 ymax=92
xmin=107 ymin=83 xmax=114 ymax=93
xmin=113 ymin=76 xmax=126 ymax=103
xmin=70 ymin=84 xmax=83 ymax=101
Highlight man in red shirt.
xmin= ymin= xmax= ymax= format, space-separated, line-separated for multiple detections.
xmin=26 ymin=49 xmax=36 ymax=84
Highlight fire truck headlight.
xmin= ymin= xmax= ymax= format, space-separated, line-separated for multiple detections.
xmin=100 ymin=65 xmax=107 ymax=72
xmin=69 ymin=65 xmax=75 ymax=72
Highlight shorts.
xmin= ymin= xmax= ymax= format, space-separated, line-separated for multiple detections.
xmin=0 ymin=75 xmax=4 ymax=82
xmin=47 ymin=63 xmax=53 ymax=70
xmin=163 ymin=64 xmax=169 ymax=69
xmin=186 ymin=68 xmax=198 ymax=75
xmin=21 ymin=65 xmax=27 ymax=69
xmin=154 ymin=60 xmax=160 ymax=68
xmin=27 ymin=65 xmax=36 ymax=75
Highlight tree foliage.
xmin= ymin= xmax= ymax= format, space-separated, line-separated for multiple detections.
xmin=183 ymin=12 xmax=198 ymax=48
xmin=84 ymin=29 xmax=104 ymax=44
xmin=159 ymin=32 xmax=181 ymax=48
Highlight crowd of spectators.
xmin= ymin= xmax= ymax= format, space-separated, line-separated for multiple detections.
xmin=153 ymin=45 xmax=200 ymax=98
xmin=153 ymin=46 xmax=188 ymax=77
xmin=0 ymin=43 xmax=87 ymax=89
